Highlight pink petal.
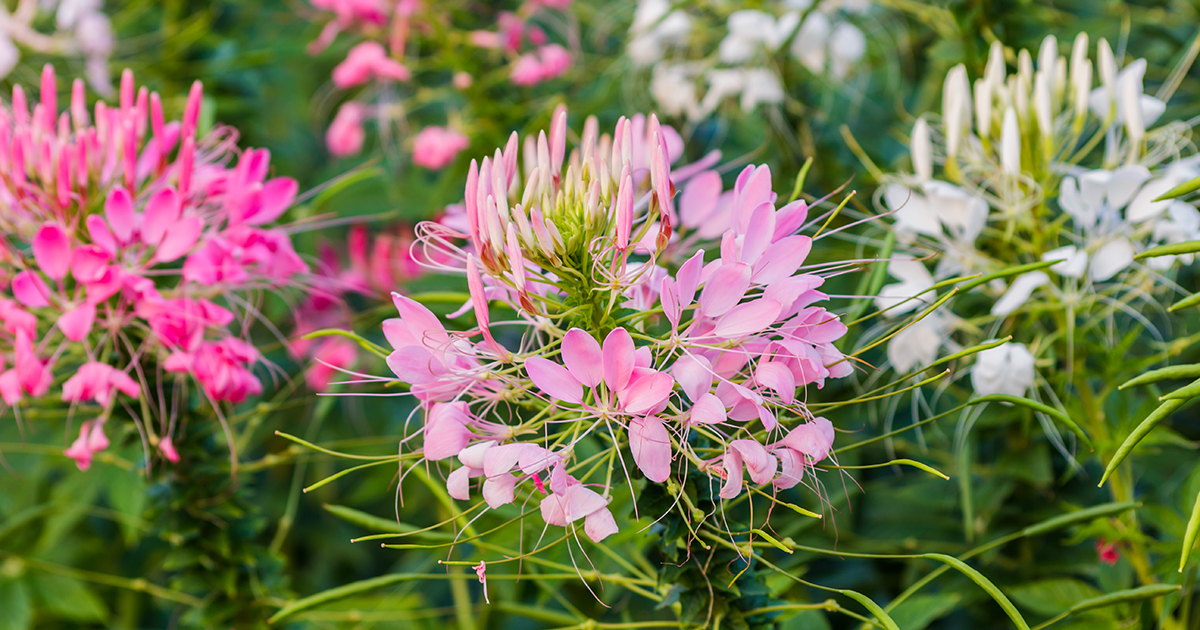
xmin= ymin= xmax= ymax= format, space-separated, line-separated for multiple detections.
xmin=672 ymin=354 xmax=713 ymax=402
xmin=584 ymin=508 xmax=619 ymax=542
xmin=12 ymin=271 xmax=52 ymax=307
xmin=153 ymin=216 xmax=201 ymax=262
xmin=772 ymin=199 xmax=809 ymax=241
xmin=711 ymin=299 xmax=782 ymax=339
xmin=676 ymin=250 xmax=705 ymax=307
xmin=540 ymin=493 xmax=568 ymax=526
xmin=719 ymin=450 xmax=743 ymax=499
xmin=564 ymin=484 xmax=608 ymax=522
xmin=0 ymin=370 xmax=22 ymax=405
xmin=447 ymin=466 xmax=473 ymax=500
xmin=617 ymin=370 xmax=674 ymax=415
xmin=756 ymin=361 xmax=796 ymax=404
xmin=105 ymin=187 xmax=135 ymax=244
xmin=690 ymin=393 xmax=727 ymax=425
xmin=390 ymin=293 xmax=449 ymax=347
xmin=780 ymin=417 xmax=835 ymax=462
xmin=245 ymin=177 xmax=297 ymax=225
xmin=731 ymin=439 xmax=777 ymax=485
xmin=773 ymin=449 xmax=805 ymax=489
xmin=561 ymin=328 xmax=603 ymax=388
xmin=739 ymin=202 xmax=777 ymax=264
xmin=482 ymin=473 xmax=517 ymax=508
xmin=458 ymin=442 xmax=494 ymax=469
xmin=629 ymin=416 xmax=671 ymax=482
xmin=699 ymin=262 xmax=751 ymax=317
xmin=525 ymin=357 xmax=583 ymax=404
xmin=70 ymin=245 xmax=112 ymax=283
xmin=602 ymin=327 xmax=636 ymax=392
xmin=753 ymin=235 xmax=812 ymax=284
xmin=386 ymin=347 xmax=440 ymax=384
xmin=423 ymin=403 xmax=472 ymax=461
xmin=680 ymin=171 xmax=721 ymax=229
xmin=85 ymin=215 xmax=118 ymax=255
xmin=142 ymin=187 xmax=181 ymax=246
xmin=33 ymin=223 xmax=71 ymax=279
xmin=57 ymin=303 xmax=96 ymax=341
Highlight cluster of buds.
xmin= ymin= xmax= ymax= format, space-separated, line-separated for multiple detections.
xmin=0 ymin=65 xmax=308 ymax=470
xmin=377 ymin=107 xmax=854 ymax=546
xmin=309 ymin=0 xmax=573 ymax=161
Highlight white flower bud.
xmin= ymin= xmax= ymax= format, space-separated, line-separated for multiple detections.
xmin=1001 ymin=107 xmax=1020 ymax=175
xmin=1098 ymin=38 xmax=1117 ymax=112
xmin=1034 ymin=71 xmax=1053 ymax=137
xmin=911 ymin=116 xmax=932 ymax=182
xmin=1070 ymin=32 xmax=1089 ymax=81
xmin=943 ymin=65 xmax=971 ymax=157
xmin=1121 ymin=65 xmax=1145 ymax=144
xmin=1037 ymin=35 xmax=1057 ymax=82
xmin=975 ymin=78 xmax=993 ymax=140
xmin=985 ymin=40 xmax=1006 ymax=90
xmin=1018 ymin=48 xmax=1033 ymax=84
xmin=1073 ymin=59 xmax=1091 ymax=119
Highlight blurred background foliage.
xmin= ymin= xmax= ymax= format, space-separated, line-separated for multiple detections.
xmin=1 ymin=0 xmax=1199 ymax=628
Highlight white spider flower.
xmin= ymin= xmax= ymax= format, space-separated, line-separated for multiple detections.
xmin=972 ymin=343 xmax=1037 ymax=397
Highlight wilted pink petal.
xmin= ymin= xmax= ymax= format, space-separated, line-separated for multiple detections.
xmin=730 ymin=439 xmax=777 ymax=485
xmin=774 ymin=449 xmax=805 ymax=489
xmin=525 ymin=357 xmax=583 ymax=404
xmin=628 ymin=416 xmax=671 ymax=482
xmin=720 ymin=450 xmax=744 ymax=499
xmin=584 ymin=508 xmax=618 ymax=542
xmin=690 ymin=393 xmax=726 ymax=425
xmin=482 ymin=473 xmax=517 ymax=508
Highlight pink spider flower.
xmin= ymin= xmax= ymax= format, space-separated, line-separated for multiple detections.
xmin=412 ymin=126 xmax=470 ymax=169
xmin=370 ymin=107 xmax=855 ymax=554
xmin=0 ymin=65 xmax=309 ymax=463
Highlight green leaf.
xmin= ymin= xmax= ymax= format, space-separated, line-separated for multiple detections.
xmin=1183 ymin=488 xmax=1200 ymax=572
xmin=889 ymin=593 xmax=960 ymax=630
xmin=919 ymin=554 xmax=1030 ymax=630
xmin=270 ymin=574 xmax=429 ymax=623
xmin=1135 ymin=240 xmax=1200 ymax=260
xmin=1119 ymin=364 xmax=1200 ymax=390
xmin=1159 ymin=376 xmax=1200 ymax=401
xmin=1100 ymin=398 xmax=1186 ymax=486
xmin=30 ymin=573 xmax=109 ymax=622
xmin=1008 ymin=579 xmax=1101 ymax=616
xmin=838 ymin=589 xmax=901 ymax=630
xmin=322 ymin=504 xmax=419 ymax=534
xmin=1169 ymin=292 xmax=1200 ymax=312
xmin=0 ymin=577 xmax=32 ymax=630
xmin=105 ymin=467 xmax=146 ymax=546
xmin=1151 ymin=175 xmax=1200 ymax=201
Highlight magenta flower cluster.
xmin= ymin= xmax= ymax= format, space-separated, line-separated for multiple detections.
xmin=0 ymin=66 xmax=308 ymax=469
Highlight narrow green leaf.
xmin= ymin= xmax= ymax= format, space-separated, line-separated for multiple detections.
xmin=920 ymin=554 xmax=1030 ymax=630
xmin=838 ymin=589 xmax=900 ymax=630
xmin=970 ymin=394 xmax=1091 ymax=449
xmin=323 ymin=505 xmax=419 ymax=535
xmin=1170 ymin=292 xmax=1200 ymax=312
xmin=1020 ymin=502 xmax=1138 ymax=537
xmin=1068 ymin=584 xmax=1180 ymax=613
xmin=300 ymin=329 xmax=389 ymax=358
xmin=303 ymin=459 xmax=396 ymax=493
xmin=1160 ymin=376 xmax=1200 ymax=401
xmin=789 ymin=156 xmax=814 ymax=202
xmin=1099 ymin=399 xmax=1186 ymax=486
xmin=1119 ymin=365 xmax=1200 ymax=390
xmin=821 ymin=459 xmax=950 ymax=480
xmin=270 ymin=574 xmax=429 ymax=623
xmin=1183 ymin=489 xmax=1200 ymax=572
xmin=957 ymin=261 xmax=1056 ymax=292
xmin=1135 ymin=240 xmax=1200 ymax=260
xmin=1151 ymin=175 xmax=1200 ymax=201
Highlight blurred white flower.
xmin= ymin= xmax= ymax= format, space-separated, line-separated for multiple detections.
xmin=0 ymin=35 xmax=19 ymax=79
xmin=991 ymin=272 xmax=1049 ymax=317
xmin=972 ymin=343 xmax=1036 ymax=397
xmin=883 ymin=180 xmax=987 ymax=243
xmin=718 ymin=10 xmax=796 ymax=64
xmin=628 ymin=0 xmax=692 ymax=66
xmin=887 ymin=313 xmax=951 ymax=373
xmin=651 ymin=63 xmax=701 ymax=120
xmin=875 ymin=257 xmax=934 ymax=315
xmin=789 ymin=12 xmax=866 ymax=80
xmin=737 ymin=67 xmax=784 ymax=111
xmin=1088 ymin=59 xmax=1165 ymax=130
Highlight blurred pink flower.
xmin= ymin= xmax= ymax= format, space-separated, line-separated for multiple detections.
xmin=327 ymin=102 xmax=367 ymax=156
xmin=332 ymin=42 xmax=410 ymax=88
xmin=412 ymin=126 xmax=470 ymax=169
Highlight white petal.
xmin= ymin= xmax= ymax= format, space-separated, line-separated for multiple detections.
xmin=1088 ymin=239 xmax=1135 ymax=282
xmin=991 ymin=272 xmax=1049 ymax=317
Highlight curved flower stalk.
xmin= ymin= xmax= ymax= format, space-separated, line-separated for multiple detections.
xmin=0 ymin=65 xmax=308 ymax=469
xmin=307 ymin=0 xmax=575 ymax=162
xmin=0 ymin=0 xmax=115 ymax=95
xmin=628 ymin=0 xmax=870 ymax=121
xmin=356 ymin=107 xmax=858 ymax=553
